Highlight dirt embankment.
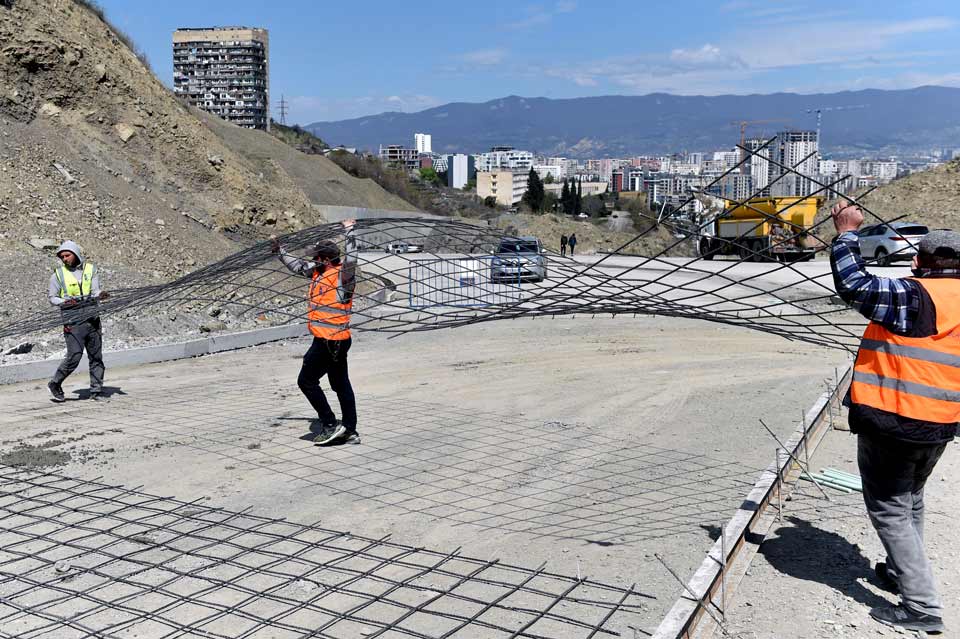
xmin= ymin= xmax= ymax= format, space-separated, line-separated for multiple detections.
xmin=814 ymin=159 xmax=960 ymax=240
xmin=0 ymin=0 xmax=424 ymax=354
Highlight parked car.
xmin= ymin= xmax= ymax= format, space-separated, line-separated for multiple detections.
xmin=491 ymin=237 xmax=548 ymax=283
xmin=858 ymin=222 xmax=929 ymax=266
xmin=386 ymin=242 xmax=423 ymax=254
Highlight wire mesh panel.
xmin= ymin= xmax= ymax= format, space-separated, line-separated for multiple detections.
xmin=408 ymin=257 xmax=524 ymax=308
xmin=0 ymin=467 xmax=648 ymax=638
xmin=0 ymin=139 xmax=898 ymax=351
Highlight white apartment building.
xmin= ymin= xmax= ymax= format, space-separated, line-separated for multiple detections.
xmin=872 ymin=160 xmax=899 ymax=181
xmin=769 ymin=131 xmax=818 ymax=197
xmin=547 ymin=157 xmax=578 ymax=178
xmin=713 ymin=150 xmax=740 ymax=170
xmin=818 ymin=159 xmax=840 ymax=175
xmin=533 ymin=165 xmax=563 ymax=182
xmin=475 ymin=147 xmax=533 ymax=172
xmin=415 ymin=133 xmax=432 ymax=154
xmin=447 ymin=154 xmax=474 ymax=190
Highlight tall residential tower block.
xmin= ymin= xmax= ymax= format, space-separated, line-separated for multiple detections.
xmin=173 ymin=27 xmax=270 ymax=130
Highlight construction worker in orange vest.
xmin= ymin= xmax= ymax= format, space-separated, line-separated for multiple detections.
xmin=273 ymin=219 xmax=359 ymax=446
xmin=831 ymin=202 xmax=958 ymax=634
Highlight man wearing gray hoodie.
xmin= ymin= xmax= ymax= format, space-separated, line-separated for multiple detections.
xmin=47 ymin=240 xmax=108 ymax=402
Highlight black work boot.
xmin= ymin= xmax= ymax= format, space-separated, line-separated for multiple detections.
xmin=48 ymin=380 xmax=65 ymax=403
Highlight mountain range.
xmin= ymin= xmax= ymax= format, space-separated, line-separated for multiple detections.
xmin=306 ymin=86 xmax=960 ymax=158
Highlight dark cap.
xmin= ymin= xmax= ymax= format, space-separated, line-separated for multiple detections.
xmin=312 ymin=240 xmax=340 ymax=261
xmin=918 ymin=230 xmax=960 ymax=260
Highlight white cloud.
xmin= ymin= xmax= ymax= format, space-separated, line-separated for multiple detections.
xmin=531 ymin=14 xmax=959 ymax=97
xmin=669 ymin=44 xmax=747 ymax=70
xmin=504 ymin=2 xmax=577 ymax=29
xmin=460 ymin=48 xmax=508 ymax=65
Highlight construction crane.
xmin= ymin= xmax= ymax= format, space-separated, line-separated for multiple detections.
xmin=730 ymin=119 xmax=789 ymax=163
xmin=805 ymin=104 xmax=867 ymax=148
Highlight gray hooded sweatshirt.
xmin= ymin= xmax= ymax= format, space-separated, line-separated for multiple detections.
xmin=48 ymin=240 xmax=101 ymax=324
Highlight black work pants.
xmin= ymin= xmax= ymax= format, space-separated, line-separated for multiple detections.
xmin=298 ymin=337 xmax=356 ymax=429
xmin=53 ymin=318 xmax=104 ymax=391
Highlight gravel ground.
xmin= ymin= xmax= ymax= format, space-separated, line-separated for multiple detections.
xmin=721 ymin=416 xmax=959 ymax=639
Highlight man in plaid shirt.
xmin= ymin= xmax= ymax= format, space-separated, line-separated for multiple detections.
xmin=831 ymin=202 xmax=960 ymax=633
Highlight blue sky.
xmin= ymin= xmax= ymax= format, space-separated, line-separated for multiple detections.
xmin=97 ymin=0 xmax=960 ymax=125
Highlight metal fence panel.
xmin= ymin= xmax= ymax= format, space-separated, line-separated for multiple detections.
xmin=409 ymin=257 xmax=524 ymax=308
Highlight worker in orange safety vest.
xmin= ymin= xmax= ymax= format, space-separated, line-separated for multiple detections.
xmin=273 ymin=219 xmax=358 ymax=446
xmin=831 ymin=202 xmax=959 ymax=634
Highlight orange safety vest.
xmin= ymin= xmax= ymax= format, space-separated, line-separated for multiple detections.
xmin=307 ymin=264 xmax=352 ymax=340
xmin=850 ymin=278 xmax=960 ymax=424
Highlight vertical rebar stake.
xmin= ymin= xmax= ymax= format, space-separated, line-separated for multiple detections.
xmin=775 ymin=447 xmax=783 ymax=522
xmin=827 ymin=382 xmax=834 ymax=429
xmin=719 ymin=520 xmax=727 ymax=622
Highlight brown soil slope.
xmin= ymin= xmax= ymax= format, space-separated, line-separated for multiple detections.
xmin=815 ymin=159 xmax=960 ymax=239
xmin=0 ymin=0 xmax=412 ymax=274
xmin=201 ymin=113 xmax=415 ymax=213
xmin=0 ymin=0 xmax=419 ymax=330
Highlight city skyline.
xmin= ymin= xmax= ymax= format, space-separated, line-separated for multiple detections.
xmin=94 ymin=0 xmax=960 ymax=124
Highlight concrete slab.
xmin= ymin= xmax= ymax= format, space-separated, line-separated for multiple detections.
xmin=0 ymin=315 xmax=851 ymax=635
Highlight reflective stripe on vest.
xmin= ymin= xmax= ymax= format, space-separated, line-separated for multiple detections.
xmin=56 ymin=263 xmax=94 ymax=299
xmin=850 ymin=277 xmax=960 ymax=424
xmin=307 ymin=264 xmax=352 ymax=340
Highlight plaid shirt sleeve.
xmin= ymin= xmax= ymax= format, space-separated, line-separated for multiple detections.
xmin=830 ymin=231 xmax=920 ymax=334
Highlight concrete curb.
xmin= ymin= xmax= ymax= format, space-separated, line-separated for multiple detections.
xmin=653 ymin=364 xmax=853 ymax=639
xmin=0 ymin=323 xmax=310 ymax=385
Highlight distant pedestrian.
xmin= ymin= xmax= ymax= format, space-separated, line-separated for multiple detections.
xmin=560 ymin=234 xmax=568 ymax=256
xmin=273 ymin=220 xmax=360 ymax=446
xmin=831 ymin=202 xmax=957 ymax=634
xmin=47 ymin=241 xmax=109 ymax=402
xmin=568 ymin=233 xmax=578 ymax=256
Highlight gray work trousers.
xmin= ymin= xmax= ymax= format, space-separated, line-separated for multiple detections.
xmin=53 ymin=318 xmax=104 ymax=391
xmin=858 ymin=433 xmax=947 ymax=617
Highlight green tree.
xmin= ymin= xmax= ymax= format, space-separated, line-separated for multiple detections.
xmin=583 ymin=195 xmax=605 ymax=217
xmin=574 ymin=179 xmax=583 ymax=216
xmin=544 ymin=173 xmax=555 ymax=184
xmin=418 ymin=167 xmax=440 ymax=184
xmin=522 ymin=168 xmax=546 ymax=212
xmin=543 ymin=192 xmax=559 ymax=213
xmin=483 ymin=195 xmax=498 ymax=208
xmin=561 ymin=179 xmax=572 ymax=215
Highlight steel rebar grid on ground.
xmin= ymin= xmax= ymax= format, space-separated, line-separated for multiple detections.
xmin=2 ymin=387 xmax=761 ymax=545
xmin=0 ymin=466 xmax=650 ymax=639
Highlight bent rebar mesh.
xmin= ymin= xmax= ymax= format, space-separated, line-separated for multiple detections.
xmin=0 ymin=466 xmax=648 ymax=639
xmin=1 ymin=140 xmax=901 ymax=351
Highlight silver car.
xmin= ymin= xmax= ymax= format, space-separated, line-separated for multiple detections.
xmin=858 ymin=222 xmax=929 ymax=266
xmin=491 ymin=237 xmax=548 ymax=283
